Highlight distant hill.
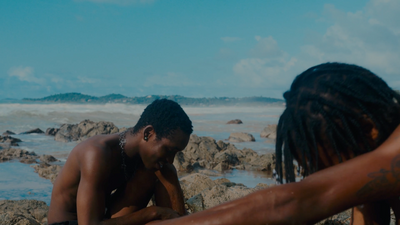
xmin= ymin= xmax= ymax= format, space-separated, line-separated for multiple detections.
xmin=22 ymin=93 xmax=284 ymax=106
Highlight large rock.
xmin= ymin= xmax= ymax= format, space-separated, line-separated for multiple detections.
xmin=20 ymin=128 xmax=44 ymax=135
xmin=180 ymin=173 xmax=264 ymax=213
xmin=54 ymin=119 xmax=119 ymax=142
xmin=0 ymin=135 xmax=22 ymax=147
xmin=173 ymin=135 xmax=221 ymax=172
xmin=200 ymin=183 xmax=253 ymax=210
xmin=0 ymin=199 xmax=49 ymax=225
xmin=39 ymin=154 xmax=59 ymax=163
xmin=2 ymin=130 xmax=15 ymax=136
xmin=180 ymin=174 xmax=215 ymax=199
xmin=228 ymin=132 xmax=255 ymax=142
xmin=260 ymin=124 xmax=277 ymax=139
xmin=226 ymin=119 xmax=243 ymax=124
xmin=45 ymin=128 xmax=59 ymax=136
xmin=0 ymin=148 xmax=38 ymax=163
xmin=174 ymin=135 xmax=275 ymax=173
xmin=235 ymin=148 xmax=275 ymax=172
xmin=180 ymin=175 xmax=358 ymax=223
xmin=31 ymin=163 xmax=62 ymax=183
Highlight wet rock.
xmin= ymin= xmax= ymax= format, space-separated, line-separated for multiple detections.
xmin=0 ymin=135 xmax=22 ymax=147
xmin=200 ymin=184 xmax=253 ymax=210
xmin=181 ymin=173 xmax=262 ymax=213
xmin=45 ymin=128 xmax=59 ymax=136
xmin=316 ymin=209 xmax=352 ymax=225
xmin=0 ymin=148 xmax=38 ymax=163
xmin=180 ymin=173 xmax=215 ymax=199
xmin=186 ymin=194 xmax=204 ymax=213
xmin=39 ymin=154 xmax=59 ymax=163
xmin=54 ymin=119 xmax=119 ymax=142
xmin=173 ymin=135 xmax=221 ymax=172
xmin=212 ymin=162 xmax=229 ymax=171
xmin=228 ymin=132 xmax=255 ymax=142
xmin=31 ymin=162 xmax=62 ymax=183
xmin=19 ymin=158 xmax=38 ymax=164
xmin=0 ymin=199 xmax=48 ymax=225
xmin=20 ymin=128 xmax=44 ymax=135
xmin=260 ymin=124 xmax=277 ymax=139
xmin=226 ymin=119 xmax=243 ymax=124
xmin=213 ymin=178 xmax=231 ymax=185
xmin=2 ymin=130 xmax=15 ymax=136
xmin=174 ymin=134 xmax=275 ymax=173
xmin=254 ymin=183 xmax=270 ymax=190
xmin=242 ymin=152 xmax=275 ymax=172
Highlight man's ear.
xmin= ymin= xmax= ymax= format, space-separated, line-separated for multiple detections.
xmin=143 ymin=125 xmax=155 ymax=141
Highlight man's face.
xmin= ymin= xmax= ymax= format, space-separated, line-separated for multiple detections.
xmin=139 ymin=128 xmax=190 ymax=171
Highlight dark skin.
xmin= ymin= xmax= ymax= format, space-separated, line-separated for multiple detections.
xmin=47 ymin=126 xmax=189 ymax=225
xmin=294 ymin=129 xmax=400 ymax=225
xmin=149 ymin=124 xmax=400 ymax=225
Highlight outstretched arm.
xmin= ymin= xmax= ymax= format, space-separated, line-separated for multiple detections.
xmin=149 ymin=125 xmax=400 ymax=225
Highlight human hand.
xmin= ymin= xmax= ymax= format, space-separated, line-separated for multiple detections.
xmin=152 ymin=206 xmax=180 ymax=220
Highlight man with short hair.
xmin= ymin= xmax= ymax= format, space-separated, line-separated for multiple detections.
xmin=48 ymin=99 xmax=193 ymax=225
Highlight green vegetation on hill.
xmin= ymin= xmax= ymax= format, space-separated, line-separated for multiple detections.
xmin=23 ymin=93 xmax=284 ymax=106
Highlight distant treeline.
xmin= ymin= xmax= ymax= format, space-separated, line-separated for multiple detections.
xmin=23 ymin=93 xmax=284 ymax=106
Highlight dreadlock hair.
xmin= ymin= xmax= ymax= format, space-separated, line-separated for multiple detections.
xmin=131 ymin=99 xmax=193 ymax=139
xmin=276 ymin=62 xmax=400 ymax=184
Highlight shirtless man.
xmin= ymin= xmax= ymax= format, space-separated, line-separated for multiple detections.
xmin=151 ymin=63 xmax=400 ymax=224
xmin=273 ymin=62 xmax=400 ymax=224
xmin=47 ymin=99 xmax=193 ymax=225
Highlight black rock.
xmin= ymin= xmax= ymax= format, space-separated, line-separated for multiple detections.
xmin=20 ymin=128 xmax=44 ymax=134
xmin=45 ymin=128 xmax=59 ymax=136
xmin=2 ymin=130 xmax=16 ymax=136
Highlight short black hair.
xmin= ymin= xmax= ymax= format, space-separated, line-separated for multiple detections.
xmin=276 ymin=62 xmax=400 ymax=183
xmin=132 ymin=99 xmax=193 ymax=139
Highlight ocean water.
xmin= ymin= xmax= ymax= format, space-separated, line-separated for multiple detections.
xmin=0 ymin=102 xmax=284 ymax=204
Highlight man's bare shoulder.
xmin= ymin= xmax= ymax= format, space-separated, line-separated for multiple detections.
xmin=70 ymin=134 xmax=120 ymax=169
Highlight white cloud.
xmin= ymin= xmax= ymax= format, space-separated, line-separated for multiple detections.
xmin=233 ymin=0 xmax=400 ymax=90
xmin=221 ymin=37 xmax=242 ymax=43
xmin=8 ymin=66 xmax=46 ymax=84
xmin=299 ymin=1 xmax=400 ymax=84
xmin=75 ymin=0 xmax=155 ymax=5
xmin=233 ymin=56 xmax=298 ymax=88
xmin=233 ymin=36 xmax=299 ymax=88
xmin=249 ymin=36 xmax=284 ymax=58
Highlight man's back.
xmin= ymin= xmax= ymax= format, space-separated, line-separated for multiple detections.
xmin=47 ymin=134 xmax=122 ymax=223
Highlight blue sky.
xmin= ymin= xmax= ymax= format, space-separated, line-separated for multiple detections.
xmin=1 ymin=0 xmax=399 ymax=99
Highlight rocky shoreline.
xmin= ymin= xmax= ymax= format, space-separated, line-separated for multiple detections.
xmin=0 ymin=119 xmax=354 ymax=224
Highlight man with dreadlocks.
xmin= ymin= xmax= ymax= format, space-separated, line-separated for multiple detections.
xmin=149 ymin=63 xmax=400 ymax=225
xmin=274 ymin=62 xmax=400 ymax=224
xmin=47 ymin=99 xmax=193 ymax=225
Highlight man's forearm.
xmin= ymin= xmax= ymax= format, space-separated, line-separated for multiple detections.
xmin=149 ymin=184 xmax=304 ymax=225
xmin=100 ymin=206 xmax=158 ymax=225
xmin=149 ymin=126 xmax=400 ymax=225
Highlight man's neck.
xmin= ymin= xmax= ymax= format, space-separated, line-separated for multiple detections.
xmin=122 ymin=131 xmax=140 ymax=159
